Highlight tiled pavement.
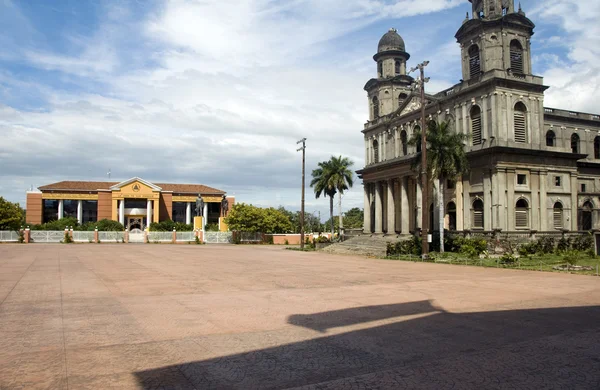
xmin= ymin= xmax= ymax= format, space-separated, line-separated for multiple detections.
xmin=0 ymin=244 xmax=599 ymax=389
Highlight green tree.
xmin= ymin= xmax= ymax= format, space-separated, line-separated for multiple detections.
xmin=225 ymin=203 xmax=293 ymax=234
xmin=343 ymin=207 xmax=364 ymax=229
xmin=0 ymin=197 xmax=25 ymax=231
xmin=409 ymin=120 xmax=469 ymax=252
xmin=310 ymin=156 xmax=354 ymax=237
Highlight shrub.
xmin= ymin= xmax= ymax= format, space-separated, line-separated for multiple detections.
xmin=563 ymin=250 xmax=581 ymax=266
xmin=314 ymin=236 xmax=330 ymax=243
xmin=537 ymin=236 xmax=555 ymax=254
xmin=96 ymin=219 xmax=125 ymax=231
xmin=284 ymin=239 xmax=289 ymax=245
xmin=571 ymin=234 xmax=593 ymax=252
xmin=62 ymin=231 xmax=73 ymax=244
xmin=194 ymin=235 xmax=203 ymax=245
xmin=17 ymin=230 xmax=25 ymax=243
xmin=387 ymin=235 xmax=421 ymax=256
xmin=204 ymin=223 xmax=219 ymax=232
xmin=556 ymin=237 xmax=570 ymax=253
xmin=518 ymin=242 xmax=538 ymax=256
xmin=263 ymin=235 xmax=274 ymax=245
xmin=500 ymin=252 xmax=518 ymax=265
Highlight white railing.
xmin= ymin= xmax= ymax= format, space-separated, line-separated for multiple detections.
xmin=205 ymin=231 xmax=233 ymax=244
xmin=176 ymin=232 xmax=195 ymax=242
xmin=98 ymin=231 xmax=125 ymax=242
xmin=30 ymin=230 xmax=65 ymax=243
xmin=0 ymin=231 xmax=19 ymax=242
xmin=73 ymin=231 xmax=95 ymax=242
xmin=237 ymin=232 xmax=263 ymax=243
xmin=148 ymin=231 xmax=173 ymax=242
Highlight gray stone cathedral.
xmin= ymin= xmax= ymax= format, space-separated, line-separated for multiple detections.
xmin=358 ymin=0 xmax=600 ymax=236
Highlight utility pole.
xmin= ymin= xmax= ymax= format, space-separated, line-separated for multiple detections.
xmin=297 ymin=138 xmax=307 ymax=249
xmin=409 ymin=61 xmax=430 ymax=259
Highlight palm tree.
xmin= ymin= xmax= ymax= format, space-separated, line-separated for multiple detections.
xmin=310 ymin=156 xmax=354 ymax=238
xmin=409 ymin=120 xmax=469 ymax=252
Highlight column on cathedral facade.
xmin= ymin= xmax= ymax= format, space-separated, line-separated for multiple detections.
xmin=506 ymin=169 xmax=516 ymax=231
xmin=415 ymin=178 xmax=422 ymax=230
xmin=531 ymin=170 xmax=541 ymax=231
xmin=483 ymin=170 xmax=492 ymax=230
xmin=570 ymin=173 xmax=578 ymax=231
xmin=363 ymin=184 xmax=372 ymax=233
xmin=539 ymin=170 xmax=548 ymax=230
xmin=401 ymin=177 xmax=409 ymax=233
xmin=462 ymin=177 xmax=471 ymax=230
xmin=386 ymin=179 xmax=395 ymax=234
xmin=374 ymin=182 xmax=383 ymax=234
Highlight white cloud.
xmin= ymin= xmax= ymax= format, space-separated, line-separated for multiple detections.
xmin=531 ymin=0 xmax=600 ymax=112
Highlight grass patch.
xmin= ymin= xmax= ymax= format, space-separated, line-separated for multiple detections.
xmin=383 ymin=252 xmax=600 ymax=276
xmin=285 ymin=246 xmax=316 ymax=252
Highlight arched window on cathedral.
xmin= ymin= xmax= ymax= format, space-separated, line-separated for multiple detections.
xmin=400 ymin=130 xmax=407 ymax=156
xmin=398 ymin=93 xmax=408 ymax=107
xmin=579 ymin=201 xmax=594 ymax=231
xmin=594 ymin=136 xmax=600 ymax=159
xmin=372 ymin=96 xmax=379 ymax=119
xmin=546 ymin=130 xmax=556 ymax=147
xmin=377 ymin=61 xmax=383 ymax=78
xmin=395 ymin=60 xmax=401 ymax=75
xmin=571 ymin=133 xmax=580 ymax=154
xmin=553 ymin=202 xmax=563 ymax=230
xmin=472 ymin=199 xmax=484 ymax=229
xmin=447 ymin=201 xmax=457 ymax=231
xmin=510 ymin=40 xmax=524 ymax=74
xmin=470 ymin=105 xmax=482 ymax=145
xmin=414 ymin=125 xmax=422 ymax=153
xmin=514 ymin=102 xmax=527 ymax=143
xmin=469 ymin=45 xmax=481 ymax=79
xmin=373 ymin=140 xmax=379 ymax=163
xmin=515 ymin=198 xmax=529 ymax=228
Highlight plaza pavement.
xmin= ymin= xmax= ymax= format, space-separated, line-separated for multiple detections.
xmin=0 ymin=244 xmax=599 ymax=389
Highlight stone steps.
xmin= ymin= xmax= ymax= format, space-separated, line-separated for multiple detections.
xmin=321 ymin=234 xmax=412 ymax=257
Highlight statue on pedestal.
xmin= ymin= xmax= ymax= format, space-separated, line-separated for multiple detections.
xmin=221 ymin=195 xmax=229 ymax=217
xmin=195 ymin=196 xmax=205 ymax=217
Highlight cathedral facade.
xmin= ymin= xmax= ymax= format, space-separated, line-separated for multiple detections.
xmin=357 ymin=0 xmax=600 ymax=235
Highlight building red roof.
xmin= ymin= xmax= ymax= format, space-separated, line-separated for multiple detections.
xmin=37 ymin=180 xmax=225 ymax=195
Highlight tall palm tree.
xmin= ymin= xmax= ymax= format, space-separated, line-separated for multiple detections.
xmin=409 ymin=120 xmax=469 ymax=252
xmin=310 ymin=156 xmax=354 ymax=238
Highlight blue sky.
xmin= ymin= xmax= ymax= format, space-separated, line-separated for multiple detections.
xmin=1 ymin=0 xmax=599 ymax=218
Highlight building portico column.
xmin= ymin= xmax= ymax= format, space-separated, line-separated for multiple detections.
xmin=363 ymin=184 xmax=372 ymax=233
xmin=119 ymin=200 xmax=125 ymax=225
xmin=77 ymin=200 xmax=83 ymax=224
xmin=401 ymin=177 xmax=409 ymax=233
xmin=203 ymin=203 xmax=208 ymax=231
xmin=146 ymin=200 xmax=152 ymax=229
xmin=374 ymin=182 xmax=383 ymax=234
xmin=58 ymin=199 xmax=64 ymax=220
xmin=186 ymin=202 xmax=192 ymax=225
xmin=386 ymin=179 xmax=395 ymax=234
xmin=416 ymin=178 xmax=423 ymax=229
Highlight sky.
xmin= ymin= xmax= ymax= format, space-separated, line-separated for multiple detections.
xmin=1 ymin=0 xmax=599 ymax=219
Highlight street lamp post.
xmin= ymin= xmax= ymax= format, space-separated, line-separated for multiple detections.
xmin=297 ymin=138 xmax=307 ymax=249
xmin=409 ymin=61 xmax=430 ymax=259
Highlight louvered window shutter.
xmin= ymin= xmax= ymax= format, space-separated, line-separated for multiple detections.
xmin=553 ymin=210 xmax=563 ymax=229
xmin=514 ymin=112 xmax=527 ymax=143
xmin=472 ymin=116 xmax=482 ymax=145
xmin=515 ymin=208 xmax=528 ymax=228
xmin=473 ymin=210 xmax=483 ymax=229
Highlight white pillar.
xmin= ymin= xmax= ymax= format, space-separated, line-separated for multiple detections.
xmin=58 ymin=199 xmax=64 ymax=220
xmin=387 ymin=179 xmax=395 ymax=234
xmin=186 ymin=202 xmax=192 ymax=225
xmin=374 ymin=183 xmax=383 ymax=234
xmin=363 ymin=184 xmax=372 ymax=233
xmin=203 ymin=203 xmax=208 ymax=231
xmin=401 ymin=177 xmax=410 ymax=233
xmin=146 ymin=200 xmax=152 ymax=230
xmin=77 ymin=200 xmax=83 ymax=224
xmin=119 ymin=200 xmax=125 ymax=225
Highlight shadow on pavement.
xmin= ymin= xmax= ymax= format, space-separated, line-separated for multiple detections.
xmin=135 ymin=302 xmax=600 ymax=389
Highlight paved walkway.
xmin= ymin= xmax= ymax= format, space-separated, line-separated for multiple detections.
xmin=0 ymin=244 xmax=599 ymax=389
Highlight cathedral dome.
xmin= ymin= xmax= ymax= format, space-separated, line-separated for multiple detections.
xmin=378 ymin=28 xmax=406 ymax=53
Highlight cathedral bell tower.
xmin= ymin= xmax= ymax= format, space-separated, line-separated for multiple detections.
xmin=364 ymin=28 xmax=413 ymax=121
xmin=456 ymin=0 xmax=535 ymax=82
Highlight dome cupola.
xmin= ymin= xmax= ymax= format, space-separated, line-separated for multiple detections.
xmin=378 ymin=28 xmax=406 ymax=53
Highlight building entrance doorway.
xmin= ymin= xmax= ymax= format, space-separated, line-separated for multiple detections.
xmin=127 ymin=217 xmax=145 ymax=231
